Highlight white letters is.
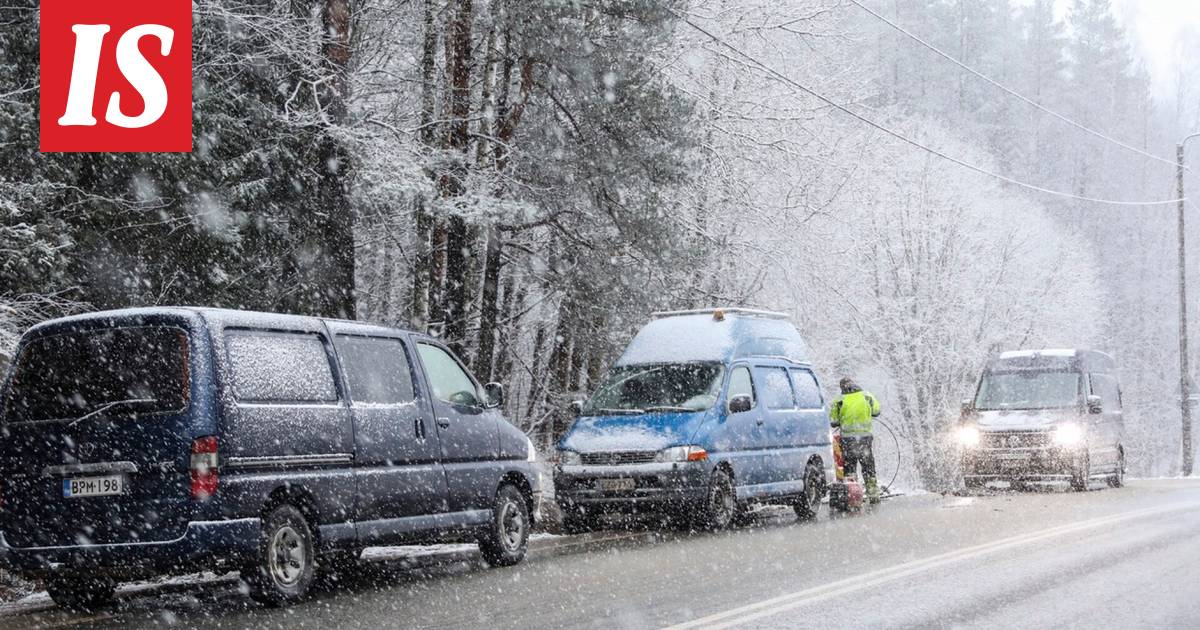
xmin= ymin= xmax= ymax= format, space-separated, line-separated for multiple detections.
xmin=57 ymin=23 xmax=175 ymax=128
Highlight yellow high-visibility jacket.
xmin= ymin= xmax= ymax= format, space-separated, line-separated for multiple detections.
xmin=830 ymin=390 xmax=881 ymax=435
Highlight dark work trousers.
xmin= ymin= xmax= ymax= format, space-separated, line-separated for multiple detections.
xmin=841 ymin=434 xmax=877 ymax=483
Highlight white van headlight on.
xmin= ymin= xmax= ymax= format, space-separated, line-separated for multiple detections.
xmin=1053 ymin=423 xmax=1084 ymax=446
xmin=655 ymin=445 xmax=709 ymax=462
xmin=559 ymin=450 xmax=582 ymax=466
xmin=956 ymin=425 xmax=981 ymax=448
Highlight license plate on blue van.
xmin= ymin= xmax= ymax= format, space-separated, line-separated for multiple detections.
xmin=599 ymin=478 xmax=635 ymax=492
xmin=63 ymin=475 xmax=125 ymax=498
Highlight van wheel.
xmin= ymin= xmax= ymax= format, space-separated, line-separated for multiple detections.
xmin=1107 ymin=449 xmax=1126 ymax=488
xmin=794 ymin=464 xmax=825 ymax=521
xmin=699 ymin=469 xmax=736 ymax=531
xmin=1070 ymin=455 xmax=1090 ymax=492
xmin=479 ymin=484 xmax=530 ymax=567
xmin=245 ymin=504 xmax=316 ymax=606
xmin=46 ymin=576 xmax=115 ymax=612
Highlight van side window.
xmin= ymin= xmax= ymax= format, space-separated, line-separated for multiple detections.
xmin=226 ymin=332 xmax=337 ymax=403
xmin=728 ymin=366 xmax=756 ymax=406
xmin=417 ymin=343 xmax=481 ymax=408
xmin=1090 ymin=373 xmax=1121 ymax=411
xmin=336 ymin=336 xmax=415 ymax=404
xmin=790 ymin=369 xmax=823 ymax=409
xmin=759 ymin=367 xmax=795 ymax=409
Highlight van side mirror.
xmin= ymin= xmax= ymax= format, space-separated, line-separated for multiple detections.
xmin=484 ymin=382 xmax=505 ymax=408
xmin=1086 ymin=395 xmax=1103 ymax=415
xmin=728 ymin=394 xmax=753 ymax=414
xmin=568 ymin=400 xmax=583 ymax=416
xmin=961 ymin=399 xmax=973 ymax=413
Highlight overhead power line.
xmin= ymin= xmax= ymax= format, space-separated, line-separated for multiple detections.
xmin=848 ymin=0 xmax=1181 ymax=171
xmin=675 ymin=11 xmax=1187 ymax=207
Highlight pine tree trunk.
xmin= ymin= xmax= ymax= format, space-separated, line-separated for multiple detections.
xmin=438 ymin=0 xmax=475 ymax=353
xmin=409 ymin=0 xmax=440 ymax=330
xmin=316 ymin=0 xmax=355 ymax=319
xmin=476 ymin=226 xmax=503 ymax=381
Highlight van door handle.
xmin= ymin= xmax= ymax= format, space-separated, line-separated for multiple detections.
xmin=436 ymin=417 xmax=451 ymax=429
xmin=756 ymin=418 xmax=765 ymax=426
xmin=415 ymin=418 xmax=426 ymax=439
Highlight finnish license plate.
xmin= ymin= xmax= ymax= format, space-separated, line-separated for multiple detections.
xmin=599 ymin=478 xmax=635 ymax=492
xmin=993 ymin=452 xmax=1030 ymax=461
xmin=63 ymin=475 xmax=124 ymax=498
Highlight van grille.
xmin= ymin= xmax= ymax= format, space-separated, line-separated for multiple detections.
xmin=580 ymin=451 xmax=658 ymax=466
xmin=981 ymin=431 xmax=1050 ymax=449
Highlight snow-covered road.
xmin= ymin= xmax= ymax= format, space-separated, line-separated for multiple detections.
xmin=5 ymin=479 xmax=1199 ymax=629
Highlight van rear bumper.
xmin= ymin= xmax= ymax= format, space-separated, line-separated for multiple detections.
xmin=0 ymin=518 xmax=261 ymax=579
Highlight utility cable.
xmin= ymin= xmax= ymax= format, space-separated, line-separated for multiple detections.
xmin=674 ymin=11 xmax=1188 ymax=207
xmin=847 ymin=0 xmax=1182 ymax=171
xmin=876 ymin=418 xmax=902 ymax=494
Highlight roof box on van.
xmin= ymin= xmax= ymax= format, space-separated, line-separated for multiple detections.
xmin=986 ymin=348 xmax=1116 ymax=373
xmin=615 ymin=308 xmax=810 ymax=367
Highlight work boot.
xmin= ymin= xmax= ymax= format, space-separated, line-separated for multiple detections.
xmin=866 ymin=478 xmax=881 ymax=504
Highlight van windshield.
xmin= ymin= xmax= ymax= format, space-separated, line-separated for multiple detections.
xmin=3 ymin=326 xmax=189 ymax=423
xmin=974 ymin=371 xmax=1081 ymax=411
xmin=583 ymin=362 xmax=724 ymax=415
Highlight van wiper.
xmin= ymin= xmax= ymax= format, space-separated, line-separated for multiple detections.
xmin=67 ymin=398 xmax=157 ymax=427
xmin=594 ymin=408 xmax=645 ymax=416
xmin=645 ymin=406 xmax=694 ymax=413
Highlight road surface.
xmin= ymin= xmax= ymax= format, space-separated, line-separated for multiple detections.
xmin=3 ymin=479 xmax=1199 ymax=629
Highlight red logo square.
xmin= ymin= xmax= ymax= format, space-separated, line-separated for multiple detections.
xmin=40 ymin=0 xmax=192 ymax=152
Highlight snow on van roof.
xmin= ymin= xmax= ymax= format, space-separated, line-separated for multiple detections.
xmin=615 ymin=311 xmax=810 ymax=366
xmin=651 ymin=307 xmax=789 ymax=320
xmin=998 ymin=349 xmax=1077 ymax=359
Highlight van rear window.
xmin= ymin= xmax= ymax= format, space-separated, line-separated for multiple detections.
xmin=226 ymin=332 xmax=337 ymax=403
xmin=3 ymin=326 xmax=189 ymax=423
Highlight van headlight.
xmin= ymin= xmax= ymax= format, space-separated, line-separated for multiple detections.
xmin=525 ymin=436 xmax=537 ymax=462
xmin=655 ymin=445 xmax=709 ymax=462
xmin=956 ymin=425 xmax=981 ymax=448
xmin=1053 ymin=422 xmax=1084 ymax=446
xmin=559 ymin=450 xmax=581 ymax=466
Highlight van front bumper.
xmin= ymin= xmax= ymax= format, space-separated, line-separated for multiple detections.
xmin=0 ymin=518 xmax=261 ymax=579
xmin=962 ymin=446 xmax=1085 ymax=481
xmin=554 ymin=462 xmax=709 ymax=516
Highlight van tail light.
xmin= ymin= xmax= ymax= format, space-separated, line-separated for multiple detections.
xmin=190 ymin=436 xmax=218 ymax=501
xmin=686 ymin=447 xmax=708 ymax=462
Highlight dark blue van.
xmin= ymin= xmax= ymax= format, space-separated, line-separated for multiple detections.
xmin=0 ymin=307 xmax=542 ymax=609
xmin=555 ymin=309 xmax=833 ymax=532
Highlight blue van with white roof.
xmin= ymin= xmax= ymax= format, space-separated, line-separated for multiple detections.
xmin=554 ymin=308 xmax=834 ymax=531
xmin=0 ymin=307 xmax=542 ymax=609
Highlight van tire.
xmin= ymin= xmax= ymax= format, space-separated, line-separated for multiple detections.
xmin=479 ymin=484 xmax=530 ymax=567
xmin=245 ymin=504 xmax=316 ymax=606
xmin=46 ymin=575 xmax=115 ymax=612
xmin=794 ymin=465 xmax=825 ymax=521
xmin=1070 ymin=455 xmax=1090 ymax=492
xmin=699 ymin=469 xmax=737 ymax=531
xmin=1107 ymin=449 xmax=1126 ymax=488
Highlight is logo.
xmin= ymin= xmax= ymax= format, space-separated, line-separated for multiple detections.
xmin=39 ymin=0 xmax=192 ymax=152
